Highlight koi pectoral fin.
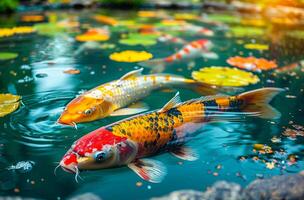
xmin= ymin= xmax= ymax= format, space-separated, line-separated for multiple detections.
xmin=170 ymin=146 xmax=199 ymax=161
xmin=201 ymin=51 xmax=219 ymax=59
xmin=110 ymin=102 xmax=149 ymax=116
xmin=128 ymin=159 xmax=167 ymax=183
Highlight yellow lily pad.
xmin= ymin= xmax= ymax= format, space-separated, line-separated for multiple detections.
xmin=109 ymin=50 xmax=153 ymax=62
xmin=93 ymin=15 xmax=118 ymax=26
xmin=0 ymin=26 xmax=35 ymax=38
xmin=0 ymin=93 xmax=21 ymax=117
xmin=244 ymin=43 xmax=269 ymax=51
xmin=21 ymin=15 xmax=45 ymax=22
xmin=75 ymin=28 xmax=110 ymax=42
xmin=192 ymin=66 xmax=260 ymax=87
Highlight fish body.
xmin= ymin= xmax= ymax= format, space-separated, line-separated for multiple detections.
xmin=60 ymin=88 xmax=283 ymax=182
xmin=140 ymin=39 xmax=216 ymax=73
xmin=158 ymin=33 xmax=186 ymax=45
xmin=58 ymin=68 xmax=215 ymax=125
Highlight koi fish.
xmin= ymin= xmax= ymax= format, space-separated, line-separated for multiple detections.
xmin=157 ymin=33 xmax=186 ymax=45
xmin=59 ymin=88 xmax=283 ymax=183
xmin=140 ymin=39 xmax=218 ymax=72
xmin=74 ymin=41 xmax=103 ymax=55
xmin=57 ymin=68 xmax=218 ymax=126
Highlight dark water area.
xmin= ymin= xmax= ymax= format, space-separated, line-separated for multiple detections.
xmin=0 ymin=8 xmax=303 ymax=200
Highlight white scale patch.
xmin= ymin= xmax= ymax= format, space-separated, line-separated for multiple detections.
xmin=84 ymin=90 xmax=103 ymax=99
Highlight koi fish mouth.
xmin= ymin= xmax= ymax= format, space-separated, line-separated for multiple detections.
xmin=59 ymin=151 xmax=83 ymax=182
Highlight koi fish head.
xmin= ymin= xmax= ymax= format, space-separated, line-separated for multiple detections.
xmin=58 ymin=91 xmax=113 ymax=125
xmin=196 ymin=39 xmax=213 ymax=50
xmin=60 ymin=128 xmax=138 ymax=173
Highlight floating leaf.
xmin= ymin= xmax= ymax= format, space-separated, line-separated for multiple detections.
xmin=227 ymin=56 xmax=278 ymax=71
xmin=75 ymin=28 xmax=110 ymax=42
xmin=0 ymin=26 xmax=35 ymax=38
xmin=174 ymin=13 xmax=199 ymax=20
xmin=206 ymin=14 xmax=241 ymax=24
xmin=0 ymin=52 xmax=18 ymax=60
xmin=138 ymin=11 xmax=158 ymax=18
xmin=253 ymin=144 xmax=273 ymax=154
xmin=21 ymin=15 xmax=45 ymax=22
xmin=63 ymin=69 xmax=80 ymax=74
xmin=265 ymin=162 xmax=275 ymax=169
xmin=0 ymin=93 xmax=21 ymax=117
xmin=109 ymin=50 xmax=153 ymax=62
xmin=229 ymin=26 xmax=264 ymax=37
xmin=241 ymin=18 xmax=266 ymax=27
xmin=34 ymin=23 xmax=66 ymax=36
xmin=244 ymin=43 xmax=269 ymax=51
xmin=192 ymin=66 xmax=259 ymax=87
xmin=119 ymin=33 xmax=158 ymax=46
xmin=93 ymin=15 xmax=118 ymax=26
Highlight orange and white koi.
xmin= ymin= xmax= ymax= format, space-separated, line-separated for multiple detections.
xmin=57 ymin=68 xmax=217 ymax=126
xmin=157 ymin=33 xmax=186 ymax=45
xmin=140 ymin=39 xmax=218 ymax=72
xmin=59 ymin=88 xmax=283 ymax=182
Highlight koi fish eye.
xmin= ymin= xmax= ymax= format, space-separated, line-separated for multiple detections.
xmin=94 ymin=150 xmax=111 ymax=162
xmin=84 ymin=109 xmax=93 ymax=115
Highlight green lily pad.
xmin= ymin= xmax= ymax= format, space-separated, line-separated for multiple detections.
xmin=0 ymin=52 xmax=18 ymax=60
xmin=119 ymin=33 xmax=158 ymax=46
xmin=206 ymin=14 xmax=241 ymax=24
xmin=34 ymin=23 xmax=67 ymax=36
xmin=229 ymin=26 xmax=264 ymax=37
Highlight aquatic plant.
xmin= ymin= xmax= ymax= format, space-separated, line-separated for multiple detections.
xmin=0 ymin=93 xmax=21 ymax=117
xmin=192 ymin=66 xmax=260 ymax=87
xmin=0 ymin=52 xmax=18 ymax=60
xmin=227 ymin=56 xmax=278 ymax=71
xmin=109 ymin=50 xmax=153 ymax=62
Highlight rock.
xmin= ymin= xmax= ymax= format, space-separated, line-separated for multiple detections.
xmin=202 ymin=181 xmax=244 ymax=200
xmin=151 ymin=190 xmax=203 ymax=200
xmin=244 ymin=173 xmax=304 ymax=200
xmin=151 ymin=172 xmax=304 ymax=200
xmin=69 ymin=193 xmax=101 ymax=200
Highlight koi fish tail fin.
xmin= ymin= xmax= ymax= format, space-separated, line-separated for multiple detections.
xmin=139 ymin=59 xmax=166 ymax=73
xmin=190 ymin=81 xmax=243 ymax=96
xmin=191 ymin=82 xmax=219 ymax=95
xmin=239 ymin=88 xmax=284 ymax=119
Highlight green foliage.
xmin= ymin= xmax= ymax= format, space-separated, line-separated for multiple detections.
xmin=0 ymin=0 xmax=18 ymax=13
xmin=99 ymin=0 xmax=145 ymax=7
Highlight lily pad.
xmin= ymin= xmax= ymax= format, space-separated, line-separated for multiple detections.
xmin=109 ymin=50 xmax=153 ymax=62
xmin=192 ymin=66 xmax=259 ymax=87
xmin=206 ymin=14 xmax=241 ymax=24
xmin=119 ymin=33 xmax=158 ymax=46
xmin=229 ymin=26 xmax=264 ymax=37
xmin=34 ymin=23 xmax=66 ymax=36
xmin=0 ymin=52 xmax=18 ymax=60
xmin=0 ymin=93 xmax=21 ymax=117
xmin=244 ymin=43 xmax=269 ymax=51
xmin=227 ymin=56 xmax=277 ymax=71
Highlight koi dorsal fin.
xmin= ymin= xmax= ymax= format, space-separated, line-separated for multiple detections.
xmin=158 ymin=92 xmax=181 ymax=113
xmin=119 ymin=68 xmax=143 ymax=81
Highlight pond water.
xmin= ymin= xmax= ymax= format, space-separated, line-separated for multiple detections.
xmin=0 ymin=8 xmax=303 ymax=200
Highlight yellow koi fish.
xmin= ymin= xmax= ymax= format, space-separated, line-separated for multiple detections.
xmin=58 ymin=68 xmax=217 ymax=125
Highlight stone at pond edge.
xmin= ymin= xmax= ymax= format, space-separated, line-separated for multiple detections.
xmin=151 ymin=190 xmax=203 ymax=200
xmin=151 ymin=172 xmax=304 ymax=200
xmin=244 ymin=172 xmax=304 ymax=200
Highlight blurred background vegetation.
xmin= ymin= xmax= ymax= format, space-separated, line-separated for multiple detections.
xmin=1 ymin=0 xmax=304 ymax=13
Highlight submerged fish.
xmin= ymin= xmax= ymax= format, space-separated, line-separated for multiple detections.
xmin=59 ymin=88 xmax=283 ymax=182
xmin=58 ymin=68 xmax=218 ymax=125
xmin=140 ymin=39 xmax=218 ymax=73
xmin=157 ymin=33 xmax=186 ymax=45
